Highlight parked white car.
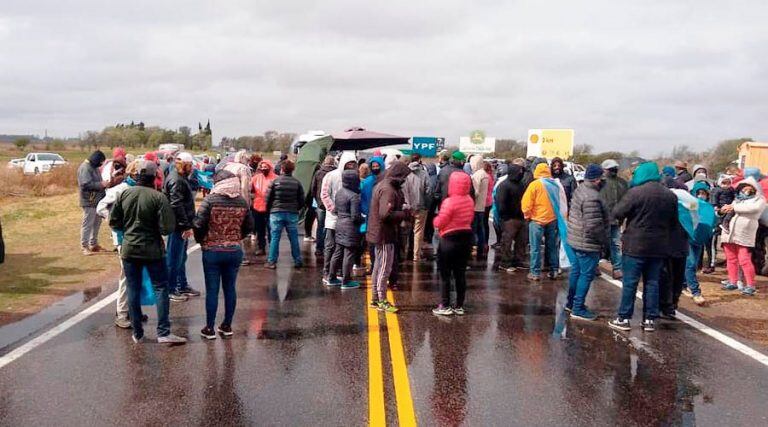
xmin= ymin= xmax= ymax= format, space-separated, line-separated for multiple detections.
xmin=22 ymin=152 xmax=67 ymax=175
xmin=6 ymin=158 xmax=25 ymax=169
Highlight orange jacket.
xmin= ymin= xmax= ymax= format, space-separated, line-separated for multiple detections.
xmin=521 ymin=164 xmax=556 ymax=225
xmin=250 ymin=160 xmax=277 ymax=212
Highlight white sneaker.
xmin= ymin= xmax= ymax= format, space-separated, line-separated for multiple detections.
xmin=303 ymin=236 xmax=315 ymax=242
xmin=132 ymin=334 xmax=145 ymax=344
xmin=682 ymin=289 xmax=693 ymax=298
xmin=692 ymin=295 xmax=706 ymax=306
xmin=157 ymin=334 xmax=187 ymax=345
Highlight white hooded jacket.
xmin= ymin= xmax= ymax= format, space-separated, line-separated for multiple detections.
xmin=321 ymin=151 xmax=357 ymax=230
xmin=721 ymin=176 xmax=767 ymax=247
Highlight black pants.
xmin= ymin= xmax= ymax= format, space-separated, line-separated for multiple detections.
xmin=483 ymin=206 xmax=492 ymax=245
xmin=752 ymin=225 xmax=768 ymax=275
xmin=252 ymin=211 xmax=269 ymax=250
xmin=438 ymin=231 xmax=472 ymax=307
xmin=500 ymin=218 xmax=528 ymax=267
xmin=330 ymin=243 xmax=357 ymax=283
xmin=304 ymin=207 xmax=315 ymax=237
xmin=659 ymin=256 xmax=686 ymax=314
xmin=424 ymin=202 xmax=437 ymax=244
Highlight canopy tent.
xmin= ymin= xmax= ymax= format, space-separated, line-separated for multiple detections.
xmin=294 ymin=135 xmax=334 ymax=201
xmin=331 ymin=127 xmax=409 ymax=151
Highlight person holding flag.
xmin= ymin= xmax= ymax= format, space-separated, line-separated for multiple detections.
xmin=675 ymin=182 xmax=717 ymax=305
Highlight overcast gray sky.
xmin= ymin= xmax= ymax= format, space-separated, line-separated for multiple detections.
xmin=1 ymin=1 xmax=767 ymax=154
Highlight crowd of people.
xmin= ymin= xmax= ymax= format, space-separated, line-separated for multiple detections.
xmin=75 ymin=146 xmax=767 ymax=343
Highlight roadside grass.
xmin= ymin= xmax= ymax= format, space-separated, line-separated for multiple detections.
xmin=0 ymin=193 xmax=120 ymax=323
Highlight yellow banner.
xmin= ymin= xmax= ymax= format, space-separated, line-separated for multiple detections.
xmin=527 ymin=129 xmax=574 ymax=159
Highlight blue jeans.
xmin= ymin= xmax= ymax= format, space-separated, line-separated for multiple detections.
xmin=203 ymin=248 xmax=243 ymax=329
xmin=567 ymin=250 xmax=600 ymax=314
xmin=529 ymin=221 xmax=559 ymax=276
xmin=685 ymin=243 xmax=703 ymax=296
xmin=610 ymin=224 xmax=622 ymax=271
xmin=166 ymin=231 xmax=189 ymax=293
xmin=472 ymin=211 xmax=486 ymax=251
xmin=268 ymin=212 xmax=303 ymax=265
xmin=315 ymin=209 xmax=326 ymax=253
xmin=618 ymin=255 xmax=663 ymax=320
xmin=123 ymin=257 xmax=170 ymax=338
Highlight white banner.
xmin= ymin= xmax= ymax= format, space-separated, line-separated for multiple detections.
xmin=459 ymin=136 xmax=496 ymax=154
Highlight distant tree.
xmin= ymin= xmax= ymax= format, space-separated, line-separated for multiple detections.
xmin=137 ymin=122 xmax=145 ymax=131
xmin=705 ymin=137 xmax=752 ymax=174
xmin=14 ymin=137 xmax=30 ymax=150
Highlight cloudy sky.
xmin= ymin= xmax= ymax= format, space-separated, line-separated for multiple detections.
xmin=1 ymin=1 xmax=767 ymax=155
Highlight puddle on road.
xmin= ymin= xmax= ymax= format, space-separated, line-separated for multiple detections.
xmin=0 ymin=286 xmax=104 ymax=352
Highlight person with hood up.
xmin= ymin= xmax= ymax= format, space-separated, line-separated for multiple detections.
xmin=521 ymin=163 xmax=568 ymax=280
xmin=310 ymin=155 xmax=337 ymax=256
xmin=424 ymin=162 xmax=439 ymax=245
xmin=367 ymin=162 xmax=411 ymax=313
xmin=403 ymin=154 xmax=432 ymax=262
xmin=163 ymin=152 xmax=200 ymax=301
xmin=330 ymin=170 xmax=364 ymax=289
xmin=679 ymin=182 xmax=716 ymax=305
xmin=496 ymin=163 xmax=528 ymax=272
xmin=685 ymin=164 xmax=714 ymax=190
xmin=193 ymin=170 xmax=254 ymax=339
xmin=708 ymin=174 xmax=736 ymax=273
xmin=321 ymin=151 xmax=358 ymax=284
xmin=719 ymin=177 xmax=767 ymax=296
xmin=360 ymin=156 xmax=385 ymax=271
xmin=550 ymin=157 xmax=577 ymax=206
xmin=78 ymin=150 xmax=117 ymax=255
xmin=608 ymin=162 xmax=678 ymax=333
xmin=661 ymin=165 xmax=688 ymax=190
xmin=566 ymin=164 xmax=610 ymax=321
xmin=250 ymin=160 xmax=277 ymax=257
xmin=265 ymin=160 xmax=304 ymax=269
xmin=434 ymin=151 xmax=473 ymax=206
xmin=274 ymin=153 xmax=288 ymax=176
xmin=109 ymin=160 xmax=186 ymax=345
xmin=599 ymin=159 xmax=629 ymax=279
xmin=470 ymin=155 xmax=490 ymax=259
xmin=101 ymin=147 xmax=128 ymax=183
xmin=432 ymin=172 xmax=475 ymax=316
xmin=223 ymin=150 xmax=252 ymax=206
xmin=674 ymin=160 xmax=692 ymax=187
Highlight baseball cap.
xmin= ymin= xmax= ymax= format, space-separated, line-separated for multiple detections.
xmin=601 ymin=159 xmax=619 ymax=169
xmin=176 ymin=152 xmax=194 ymax=163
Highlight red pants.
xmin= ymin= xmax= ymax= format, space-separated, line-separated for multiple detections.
xmin=723 ymin=243 xmax=756 ymax=286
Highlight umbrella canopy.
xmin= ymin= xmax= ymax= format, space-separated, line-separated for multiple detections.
xmin=295 ymin=135 xmax=334 ymax=200
xmin=331 ymin=127 xmax=409 ymax=151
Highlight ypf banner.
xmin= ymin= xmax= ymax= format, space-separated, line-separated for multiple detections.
xmin=527 ymin=129 xmax=574 ymax=159
xmin=411 ymin=137 xmax=444 ymax=157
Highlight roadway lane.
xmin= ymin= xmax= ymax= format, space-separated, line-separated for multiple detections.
xmin=1 ymin=241 xmax=768 ymax=425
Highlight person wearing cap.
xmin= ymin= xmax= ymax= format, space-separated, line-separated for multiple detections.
xmin=566 ymin=164 xmax=610 ymax=320
xmin=109 ymin=160 xmax=187 ymax=345
xmin=599 ymin=159 xmax=628 ymax=279
xmin=78 ymin=149 xmax=120 ymax=256
xmin=434 ymin=151 xmax=474 ymax=207
xmin=674 ymin=160 xmax=692 ymax=187
xmin=163 ymin=152 xmax=200 ymax=301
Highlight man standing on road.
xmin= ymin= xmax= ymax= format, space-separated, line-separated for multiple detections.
xmin=599 ymin=159 xmax=628 ymax=279
xmin=609 ymin=162 xmax=678 ymax=333
xmin=109 ymin=160 xmax=187 ymax=345
xmin=496 ymin=163 xmax=528 ymax=272
xmin=78 ymin=150 xmax=118 ymax=256
xmin=163 ymin=152 xmax=200 ymax=302
xmin=550 ymin=157 xmax=577 ymax=207
xmin=470 ymin=155 xmax=490 ymax=259
xmin=566 ymin=164 xmax=610 ymax=321
xmin=310 ymin=155 xmax=336 ymax=257
xmin=265 ymin=160 xmax=305 ymax=269
xmin=403 ymin=154 xmax=432 ymax=262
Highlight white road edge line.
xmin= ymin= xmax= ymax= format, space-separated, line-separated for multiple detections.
xmin=0 ymin=243 xmax=201 ymax=370
xmin=599 ymin=273 xmax=768 ymax=368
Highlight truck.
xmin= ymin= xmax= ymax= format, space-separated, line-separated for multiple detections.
xmin=738 ymin=142 xmax=768 ymax=171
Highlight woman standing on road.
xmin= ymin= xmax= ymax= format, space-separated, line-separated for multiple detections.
xmin=719 ymin=177 xmax=767 ymax=296
xmin=193 ymin=170 xmax=254 ymax=339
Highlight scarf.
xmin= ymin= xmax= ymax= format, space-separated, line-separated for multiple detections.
xmin=541 ymin=177 xmax=575 ymax=265
xmin=737 ymin=191 xmax=756 ymax=201
xmin=212 ymin=176 xmax=241 ymax=198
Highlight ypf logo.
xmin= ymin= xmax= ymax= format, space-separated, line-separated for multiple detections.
xmin=470 ymin=130 xmax=485 ymax=145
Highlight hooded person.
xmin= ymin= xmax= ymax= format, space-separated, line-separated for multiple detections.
xmin=193 ymin=170 xmax=254 ymax=339
xmin=674 ymin=182 xmax=716 ymax=305
xmin=608 ymin=162 xmax=679 ymax=333
xmin=659 ymin=167 xmax=693 ymax=319
xmin=310 ymin=155 xmax=337 ymax=255
xmin=661 ymin=165 xmax=687 ymax=190
xmin=424 ymin=162 xmax=440 ymax=244
xmin=469 ymin=155 xmax=490 ymax=258
xmin=144 ymin=151 xmax=164 ymax=190
xmin=367 ymin=162 xmax=411 ymax=313
xmin=78 ymin=150 xmax=111 ymax=255
xmin=720 ymin=176 xmax=767 ymax=295
xmin=521 ymin=163 xmax=568 ymax=280
xmin=101 ymin=147 xmax=128 ymax=182
xmin=496 ymin=164 xmax=528 ymax=271
xmin=550 ymin=157 xmax=577 ymax=206
xmin=435 ymin=151 xmax=474 ymax=206
xmin=685 ymin=164 xmax=714 ymax=190
xmin=403 ymin=154 xmax=432 ymax=261
xmin=250 ymin=160 xmax=277 ymax=256
xmin=360 ymin=156 xmax=386 ymax=271
xmin=431 ymin=171 xmax=475 ymax=316
xmin=223 ymin=150 xmax=253 ymax=206
xmin=321 ymin=151 xmax=358 ymax=284
xmin=599 ymin=159 xmax=629 ymax=278
xmin=330 ymin=170 xmax=364 ymax=288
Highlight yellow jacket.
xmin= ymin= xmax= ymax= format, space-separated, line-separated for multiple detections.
xmin=522 ymin=164 xmax=556 ymax=225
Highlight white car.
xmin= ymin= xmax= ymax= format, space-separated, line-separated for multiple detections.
xmin=6 ymin=158 xmax=25 ymax=169
xmin=564 ymin=161 xmax=586 ymax=182
xmin=22 ymin=152 xmax=67 ymax=175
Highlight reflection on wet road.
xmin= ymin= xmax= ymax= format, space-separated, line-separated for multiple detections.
xmin=1 ymin=243 xmax=767 ymax=425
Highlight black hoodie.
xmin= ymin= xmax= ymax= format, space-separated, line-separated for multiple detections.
xmin=334 ymin=170 xmax=363 ymax=247
xmin=367 ymin=162 xmax=410 ymax=245
xmin=496 ymin=164 xmax=526 ymax=221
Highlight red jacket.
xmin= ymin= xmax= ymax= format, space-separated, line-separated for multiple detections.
xmin=434 ymin=172 xmax=474 ymax=237
xmin=251 ymin=160 xmax=277 ymax=213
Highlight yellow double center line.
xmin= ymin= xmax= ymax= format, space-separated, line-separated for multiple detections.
xmin=367 ymin=288 xmax=417 ymax=426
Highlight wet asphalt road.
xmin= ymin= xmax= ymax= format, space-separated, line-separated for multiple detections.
xmin=1 ymin=238 xmax=768 ymax=426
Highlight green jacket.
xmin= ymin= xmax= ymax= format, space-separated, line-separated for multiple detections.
xmin=109 ymin=185 xmax=175 ymax=260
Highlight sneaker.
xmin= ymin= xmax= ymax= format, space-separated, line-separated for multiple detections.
xmin=377 ymin=300 xmax=399 ymax=313
xmin=254 ymin=249 xmax=266 ymax=256
xmin=432 ymin=305 xmax=453 ymax=316
xmin=503 ymin=266 xmax=517 ymax=273
xmin=179 ymin=287 xmax=201 ymax=297
xmin=452 ymin=307 xmax=465 ymax=316
xmin=265 ymin=263 xmax=277 ymax=270
xmin=721 ymin=283 xmax=739 ymax=291
xmin=157 ymin=334 xmax=188 ymax=345
xmin=370 ymin=300 xmax=380 ymax=309
xmin=241 ymin=259 xmax=253 ymax=266
xmin=692 ymin=295 xmax=706 ymax=305
xmin=82 ymin=248 xmax=94 ymax=256
xmin=303 ymin=236 xmax=314 ymax=242
xmin=571 ymin=310 xmax=598 ymax=321
xmin=527 ymin=273 xmax=541 ymax=282
xmin=323 ymin=277 xmax=341 ymax=286
xmin=564 ymin=305 xmax=573 ymax=313
xmin=642 ymin=319 xmax=656 ymax=332
xmin=741 ymin=286 xmax=757 ymax=296
xmin=132 ymin=334 xmax=145 ymax=344
xmin=660 ymin=311 xmax=677 ymax=321
xmin=201 ymin=327 xmax=217 ymax=340
xmin=115 ymin=317 xmax=131 ymax=329
xmin=217 ymin=324 xmax=234 ymax=336
xmin=88 ymin=244 xmax=106 ymax=253
xmin=341 ymin=281 xmax=361 ymax=290
xmin=612 ymin=270 xmax=623 ymax=280
xmin=682 ymin=288 xmax=693 ymax=298
xmin=513 ymin=263 xmax=530 ymax=270
xmin=169 ymin=292 xmax=188 ymax=302
xmin=608 ymin=317 xmax=631 ymax=332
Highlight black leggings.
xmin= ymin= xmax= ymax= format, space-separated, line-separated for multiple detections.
xmin=304 ymin=208 xmax=315 ymax=237
xmin=438 ymin=231 xmax=473 ymax=307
